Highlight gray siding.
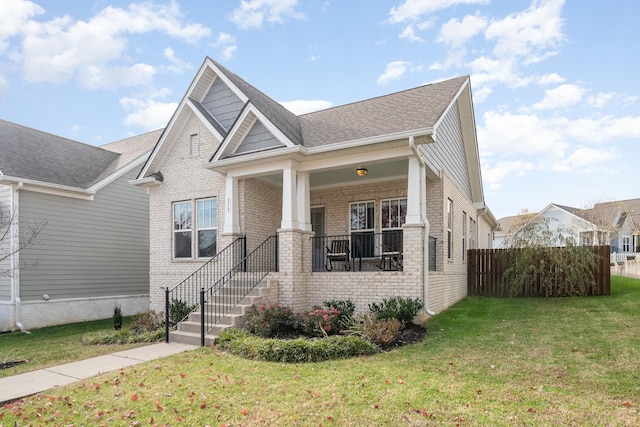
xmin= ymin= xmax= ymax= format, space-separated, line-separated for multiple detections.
xmin=422 ymin=102 xmax=472 ymax=200
xmin=17 ymin=169 xmax=150 ymax=301
xmin=0 ymin=185 xmax=11 ymax=300
xmin=236 ymin=121 xmax=283 ymax=154
xmin=202 ymin=77 xmax=243 ymax=131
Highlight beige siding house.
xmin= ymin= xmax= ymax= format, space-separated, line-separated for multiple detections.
xmin=133 ymin=57 xmax=497 ymax=344
xmin=0 ymin=120 xmax=159 ymax=332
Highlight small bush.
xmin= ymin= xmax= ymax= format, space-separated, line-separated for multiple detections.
xmin=361 ymin=316 xmax=404 ymax=347
xmin=216 ymin=328 xmax=379 ymax=362
xmin=323 ymin=299 xmax=355 ymax=324
xmin=245 ymin=304 xmax=295 ymax=338
xmin=113 ymin=304 xmax=123 ymax=330
xmin=369 ymin=297 xmax=423 ymax=323
xmin=127 ymin=310 xmax=164 ymax=334
xmin=83 ymin=311 xmax=165 ymax=345
xmin=294 ymin=307 xmax=341 ymax=337
xmin=169 ymin=299 xmax=196 ymax=326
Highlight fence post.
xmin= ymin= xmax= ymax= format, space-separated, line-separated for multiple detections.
xmin=200 ymin=288 xmax=205 ymax=347
xmin=165 ymin=287 xmax=170 ymax=343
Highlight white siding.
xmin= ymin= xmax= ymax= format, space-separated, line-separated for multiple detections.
xmin=422 ymin=103 xmax=473 ymax=200
xmin=17 ymin=168 xmax=149 ymax=301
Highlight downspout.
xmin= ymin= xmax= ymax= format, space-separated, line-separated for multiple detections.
xmin=12 ymin=181 xmax=30 ymax=333
xmin=409 ymin=136 xmax=436 ymax=316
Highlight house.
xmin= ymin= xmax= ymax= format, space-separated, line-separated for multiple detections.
xmin=0 ymin=119 xmax=159 ymax=332
xmin=132 ymin=57 xmax=496 ymax=344
xmin=495 ymin=200 xmax=640 ymax=252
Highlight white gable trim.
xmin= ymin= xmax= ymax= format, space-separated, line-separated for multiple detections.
xmin=0 ymin=176 xmax=95 ymax=200
xmin=185 ymin=98 xmax=225 ymax=141
xmin=88 ymin=152 xmax=151 ymax=193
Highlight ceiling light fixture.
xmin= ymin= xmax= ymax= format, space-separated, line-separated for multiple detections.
xmin=356 ymin=167 xmax=368 ymax=177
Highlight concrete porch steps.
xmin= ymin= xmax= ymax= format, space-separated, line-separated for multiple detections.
xmin=168 ymin=280 xmax=269 ymax=346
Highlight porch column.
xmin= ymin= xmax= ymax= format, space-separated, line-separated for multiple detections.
xmin=223 ymin=175 xmax=241 ymax=235
xmin=297 ymin=171 xmax=311 ymax=232
xmin=406 ymin=157 xmax=423 ymax=225
xmin=281 ymin=164 xmax=299 ymax=230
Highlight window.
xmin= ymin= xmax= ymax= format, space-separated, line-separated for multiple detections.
xmin=623 ymin=236 xmax=631 ymax=252
xmin=173 ymin=198 xmax=217 ymax=259
xmin=190 ymin=133 xmax=199 ymax=156
xmin=350 ymin=201 xmax=375 ymax=257
xmin=381 ymin=198 xmax=406 ymax=257
xmin=173 ymin=201 xmax=192 ymax=258
xmin=447 ymin=199 xmax=453 ymax=259
xmin=197 ymin=198 xmax=217 ymax=257
xmin=462 ymin=212 xmax=467 ymax=261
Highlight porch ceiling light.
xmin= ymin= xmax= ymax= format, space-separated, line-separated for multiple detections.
xmin=356 ymin=167 xmax=368 ymax=177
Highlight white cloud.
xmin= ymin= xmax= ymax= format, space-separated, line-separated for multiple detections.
xmin=533 ymin=84 xmax=585 ymax=110
xmin=0 ymin=0 xmax=44 ymax=51
xmin=399 ymin=25 xmax=424 ymax=42
xmin=437 ymin=14 xmax=487 ymax=48
xmin=214 ymin=32 xmax=238 ymax=61
xmin=377 ymin=61 xmax=411 ymax=85
xmin=280 ymin=99 xmax=333 ymax=114
xmin=229 ymin=0 xmax=304 ymax=30
xmin=551 ymin=147 xmax=619 ymax=173
xmin=388 ymin=0 xmax=489 ymax=24
xmin=483 ymin=160 xmax=534 ymax=189
xmin=120 ymin=96 xmax=177 ymax=130
xmin=536 ymin=73 xmax=565 ymax=85
xmin=587 ymin=92 xmax=615 ymax=108
xmin=163 ymin=47 xmax=191 ymax=73
xmin=485 ymin=0 xmax=565 ymax=59
xmin=18 ymin=1 xmax=209 ymax=89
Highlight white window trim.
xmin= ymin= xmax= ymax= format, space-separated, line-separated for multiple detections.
xmin=172 ymin=197 xmax=218 ymax=260
xmin=196 ymin=197 xmax=217 ymax=259
xmin=173 ymin=200 xmax=193 ymax=260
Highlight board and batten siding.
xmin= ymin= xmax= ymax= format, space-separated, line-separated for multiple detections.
xmin=0 ymin=185 xmax=12 ymax=300
xmin=421 ymin=101 xmax=473 ymax=200
xmin=201 ymin=77 xmax=244 ymax=131
xmin=17 ymin=168 xmax=149 ymax=301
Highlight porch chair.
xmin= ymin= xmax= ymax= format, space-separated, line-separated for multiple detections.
xmin=379 ymin=232 xmax=403 ymax=271
xmin=325 ymin=239 xmax=351 ymax=271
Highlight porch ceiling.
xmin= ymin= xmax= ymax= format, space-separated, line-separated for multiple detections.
xmin=256 ymin=158 xmax=409 ymax=189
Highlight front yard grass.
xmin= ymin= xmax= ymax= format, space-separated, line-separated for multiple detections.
xmin=2 ymin=276 xmax=640 ymax=425
xmin=0 ymin=317 xmax=152 ymax=378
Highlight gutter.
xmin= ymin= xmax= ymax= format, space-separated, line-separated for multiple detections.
xmin=12 ymin=182 xmax=30 ymax=333
xmin=409 ymin=136 xmax=436 ymax=316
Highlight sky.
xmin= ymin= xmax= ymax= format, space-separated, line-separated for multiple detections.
xmin=1 ymin=0 xmax=639 ymax=220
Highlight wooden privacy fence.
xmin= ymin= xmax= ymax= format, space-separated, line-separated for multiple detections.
xmin=468 ymin=246 xmax=611 ymax=297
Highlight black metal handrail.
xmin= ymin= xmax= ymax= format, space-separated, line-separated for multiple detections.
xmin=165 ymin=236 xmax=246 ymax=341
xmin=199 ymin=235 xmax=278 ymax=345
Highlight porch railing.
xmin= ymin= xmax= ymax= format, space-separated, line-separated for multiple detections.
xmin=199 ymin=235 xmax=278 ymax=345
xmin=165 ymin=236 xmax=246 ymax=341
xmin=311 ymin=231 xmax=403 ymax=272
xmin=611 ymin=251 xmax=639 ymax=264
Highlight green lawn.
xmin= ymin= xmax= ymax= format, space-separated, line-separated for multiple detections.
xmin=0 ymin=317 xmax=151 ymax=378
xmin=2 ymin=276 xmax=640 ymax=426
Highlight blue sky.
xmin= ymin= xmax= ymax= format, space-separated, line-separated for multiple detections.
xmin=1 ymin=0 xmax=639 ymax=219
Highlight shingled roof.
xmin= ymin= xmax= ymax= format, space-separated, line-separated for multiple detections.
xmin=300 ymin=76 xmax=468 ymax=148
xmin=0 ymin=119 xmax=159 ymax=189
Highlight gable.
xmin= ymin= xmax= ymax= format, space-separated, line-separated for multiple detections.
xmin=201 ymin=77 xmax=244 ymax=132
xmin=235 ymin=120 xmax=284 ymax=154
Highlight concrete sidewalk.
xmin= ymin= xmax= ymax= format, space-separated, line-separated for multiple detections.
xmin=0 ymin=342 xmax=198 ymax=404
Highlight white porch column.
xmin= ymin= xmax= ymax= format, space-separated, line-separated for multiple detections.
xmin=281 ymin=164 xmax=299 ymax=230
xmin=406 ymin=157 xmax=423 ymax=225
xmin=223 ymin=175 xmax=241 ymax=234
xmin=297 ymin=171 xmax=311 ymax=232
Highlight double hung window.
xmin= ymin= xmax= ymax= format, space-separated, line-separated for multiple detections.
xmin=173 ymin=197 xmax=217 ymax=259
xmin=350 ymin=201 xmax=375 ymax=257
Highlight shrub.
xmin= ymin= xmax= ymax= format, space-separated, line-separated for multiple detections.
xmin=216 ymin=328 xmax=379 ymax=362
xmin=82 ymin=312 xmax=165 ymax=345
xmin=368 ymin=297 xmax=423 ymax=323
xmin=113 ymin=304 xmax=123 ymax=330
xmin=245 ymin=304 xmax=295 ymax=338
xmin=169 ymin=299 xmax=196 ymax=326
xmin=127 ymin=310 xmax=164 ymax=334
xmin=294 ymin=307 xmax=342 ymax=337
xmin=361 ymin=316 xmax=404 ymax=348
xmin=323 ymin=299 xmax=355 ymax=324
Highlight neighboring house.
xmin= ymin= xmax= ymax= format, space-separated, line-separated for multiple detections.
xmin=0 ymin=119 xmax=160 ymax=332
xmin=495 ymin=200 xmax=640 ymax=252
xmin=132 ymin=57 xmax=496 ymax=343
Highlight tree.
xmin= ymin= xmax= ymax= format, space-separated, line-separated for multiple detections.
xmin=0 ymin=208 xmax=46 ymax=277
xmin=502 ymin=217 xmax=598 ymax=297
